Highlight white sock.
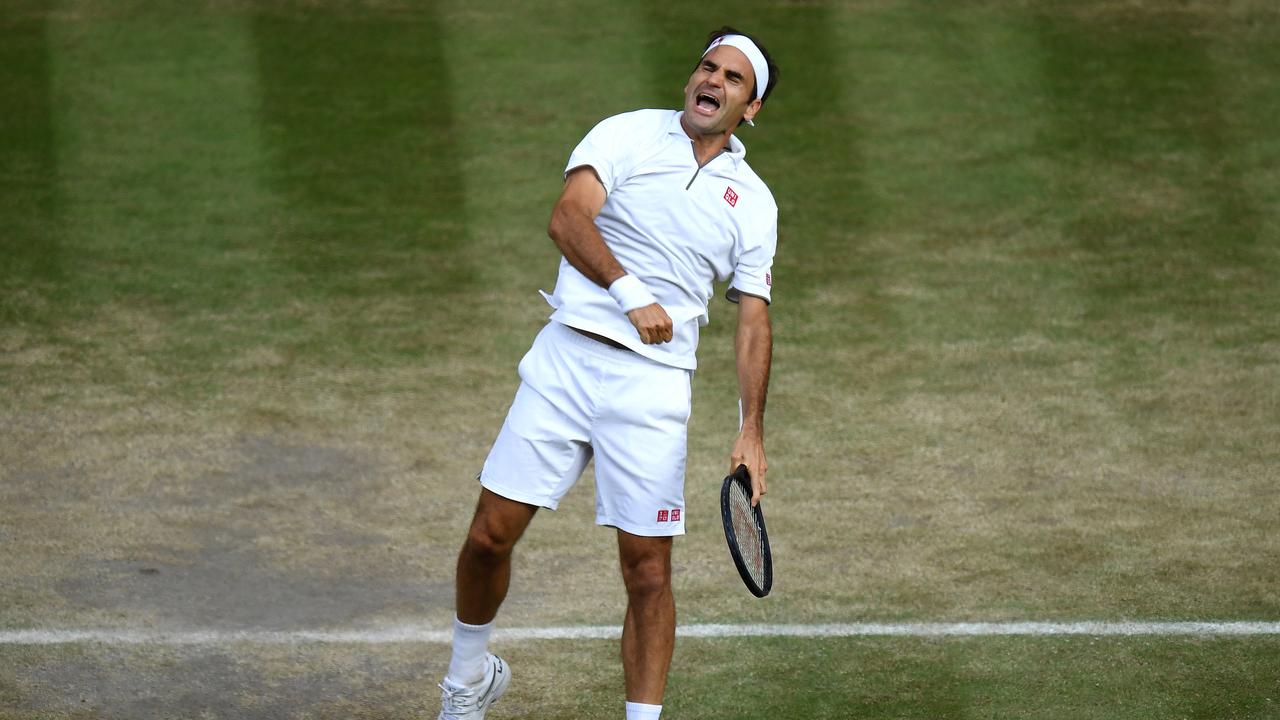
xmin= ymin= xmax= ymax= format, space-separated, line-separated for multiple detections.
xmin=446 ymin=616 xmax=494 ymax=686
xmin=625 ymin=701 xmax=662 ymax=720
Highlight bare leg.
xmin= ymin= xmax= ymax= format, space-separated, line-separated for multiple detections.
xmin=617 ymin=530 xmax=675 ymax=704
xmin=455 ymin=488 xmax=538 ymax=624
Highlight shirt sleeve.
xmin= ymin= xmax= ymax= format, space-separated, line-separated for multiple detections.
xmin=564 ymin=113 xmax=637 ymax=194
xmin=727 ymin=211 xmax=777 ymax=304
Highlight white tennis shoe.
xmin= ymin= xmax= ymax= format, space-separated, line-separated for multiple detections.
xmin=437 ymin=653 xmax=510 ymax=720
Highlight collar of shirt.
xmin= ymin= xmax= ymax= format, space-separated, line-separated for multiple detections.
xmin=667 ymin=111 xmax=747 ymax=169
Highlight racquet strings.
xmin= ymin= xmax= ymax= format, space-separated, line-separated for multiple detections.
xmin=727 ymin=479 xmax=766 ymax=587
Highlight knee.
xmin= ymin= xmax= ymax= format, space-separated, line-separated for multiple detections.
xmin=460 ymin=490 xmax=537 ymax=565
xmin=462 ymin=516 xmax=520 ymax=564
xmin=620 ymin=551 xmax=672 ymax=599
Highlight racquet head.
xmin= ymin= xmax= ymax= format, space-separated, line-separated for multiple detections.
xmin=720 ymin=464 xmax=773 ymax=598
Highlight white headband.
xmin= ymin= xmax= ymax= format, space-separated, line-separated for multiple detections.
xmin=703 ymin=34 xmax=769 ymax=102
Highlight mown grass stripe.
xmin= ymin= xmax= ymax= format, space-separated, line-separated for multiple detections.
xmin=0 ymin=0 xmax=62 ymax=293
xmin=47 ymin=9 xmax=271 ymax=310
xmin=4 ymin=621 xmax=1279 ymax=646
xmin=251 ymin=4 xmax=473 ymax=296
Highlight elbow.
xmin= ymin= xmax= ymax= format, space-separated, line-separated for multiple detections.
xmin=547 ymin=209 xmax=562 ymax=243
xmin=547 ymin=204 xmax=571 ymax=245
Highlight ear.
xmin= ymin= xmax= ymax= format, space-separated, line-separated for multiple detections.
xmin=742 ymin=98 xmax=763 ymax=124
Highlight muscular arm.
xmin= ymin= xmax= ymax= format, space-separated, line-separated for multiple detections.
xmin=730 ymin=294 xmax=772 ymax=505
xmin=547 ymin=167 xmax=672 ymax=344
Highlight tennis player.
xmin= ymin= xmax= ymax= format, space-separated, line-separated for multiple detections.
xmin=437 ymin=27 xmax=780 ymax=720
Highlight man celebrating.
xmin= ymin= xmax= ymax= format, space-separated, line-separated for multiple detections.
xmin=437 ymin=27 xmax=780 ymax=720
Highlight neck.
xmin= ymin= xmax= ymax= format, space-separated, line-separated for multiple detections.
xmin=679 ymin=115 xmax=734 ymax=166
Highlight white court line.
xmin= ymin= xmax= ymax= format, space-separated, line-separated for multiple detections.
xmin=3 ymin=622 xmax=1280 ymax=646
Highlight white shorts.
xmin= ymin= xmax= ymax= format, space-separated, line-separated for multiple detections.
xmin=479 ymin=321 xmax=692 ymax=537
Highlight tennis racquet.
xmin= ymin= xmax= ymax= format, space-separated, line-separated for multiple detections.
xmin=720 ymin=464 xmax=773 ymax=598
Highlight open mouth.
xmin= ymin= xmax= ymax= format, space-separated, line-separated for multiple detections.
xmin=695 ymin=91 xmax=721 ymax=112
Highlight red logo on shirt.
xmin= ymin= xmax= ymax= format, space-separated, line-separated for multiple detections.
xmin=657 ymin=509 xmax=669 ymax=523
xmin=766 ymin=272 xmax=772 ymax=287
xmin=724 ymin=186 xmax=738 ymax=207
xmin=656 ymin=508 xmax=682 ymax=523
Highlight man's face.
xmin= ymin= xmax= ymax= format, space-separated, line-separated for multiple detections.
xmin=683 ymin=45 xmax=762 ymax=136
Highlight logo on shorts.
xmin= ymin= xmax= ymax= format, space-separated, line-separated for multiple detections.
xmin=766 ymin=271 xmax=772 ymax=287
xmin=657 ymin=508 xmax=682 ymax=523
xmin=724 ymin=186 xmax=738 ymax=207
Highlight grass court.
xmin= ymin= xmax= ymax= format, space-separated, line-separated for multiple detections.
xmin=2 ymin=1 xmax=1279 ymax=717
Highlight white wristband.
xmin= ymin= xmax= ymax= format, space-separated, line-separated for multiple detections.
xmin=608 ymin=274 xmax=658 ymax=313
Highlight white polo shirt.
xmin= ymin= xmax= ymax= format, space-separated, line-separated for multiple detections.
xmin=542 ymin=109 xmax=778 ymax=370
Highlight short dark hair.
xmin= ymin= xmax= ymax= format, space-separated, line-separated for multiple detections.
xmin=699 ymin=26 xmax=780 ymax=106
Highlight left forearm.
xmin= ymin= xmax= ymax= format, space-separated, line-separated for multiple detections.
xmin=735 ymin=297 xmax=772 ymax=436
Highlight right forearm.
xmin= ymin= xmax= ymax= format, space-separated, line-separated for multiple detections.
xmin=546 ymin=172 xmax=669 ymax=343
xmin=547 ymin=204 xmax=669 ymax=343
